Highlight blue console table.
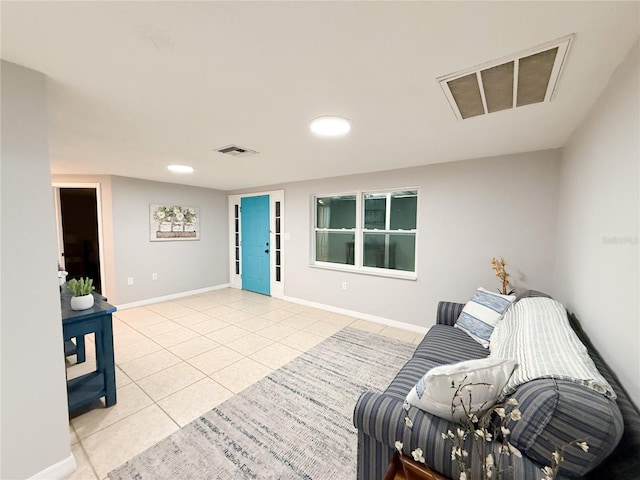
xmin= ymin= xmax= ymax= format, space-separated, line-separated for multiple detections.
xmin=61 ymin=291 xmax=117 ymax=413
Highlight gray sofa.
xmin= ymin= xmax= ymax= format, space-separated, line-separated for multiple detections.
xmin=353 ymin=293 xmax=640 ymax=479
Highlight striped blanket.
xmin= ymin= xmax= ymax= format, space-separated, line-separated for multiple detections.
xmin=489 ymin=297 xmax=616 ymax=399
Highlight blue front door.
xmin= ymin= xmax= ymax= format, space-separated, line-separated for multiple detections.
xmin=241 ymin=195 xmax=270 ymax=295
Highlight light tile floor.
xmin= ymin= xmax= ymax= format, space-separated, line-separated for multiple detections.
xmin=64 ymin=288 xmax=422 ymax=480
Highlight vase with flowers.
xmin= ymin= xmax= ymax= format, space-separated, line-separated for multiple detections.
xmin=491 ymin=257 xmax=515 ymax=295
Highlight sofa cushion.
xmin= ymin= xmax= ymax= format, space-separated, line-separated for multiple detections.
xmin=406 ymin=357 xmax=518 ymax=421
xmin=384 ymin=357 xmax=440 ymax=401
xmin=455 ymin=287 xmax=516 ymax=348
xmin=414 ymin=324 xmax=489 ymax=364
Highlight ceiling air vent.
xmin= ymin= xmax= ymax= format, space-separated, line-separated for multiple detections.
xmin=214 ymin=144 xmax=258 ymax=157
xmin=438 ymin=34 xmax=573 ymax=120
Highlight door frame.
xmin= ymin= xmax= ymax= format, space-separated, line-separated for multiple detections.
xmin=228 ymin=190 xmax=284 ymax=298
xmin=53 ymin=182 xmax=107 ymax=298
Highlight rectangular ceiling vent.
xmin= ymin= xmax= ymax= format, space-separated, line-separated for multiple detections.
xmin=438 ymin=34 xmax=573 ymax=120
xmin=214 ymin=144 xmax=258 ymax=157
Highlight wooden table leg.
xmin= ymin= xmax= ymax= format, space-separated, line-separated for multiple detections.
xmin=75 ymin=335 xmax=86 ymax=363
xmin=102 ymin=314 xmax=117 ymax=407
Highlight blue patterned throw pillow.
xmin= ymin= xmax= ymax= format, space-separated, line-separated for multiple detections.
xmin=455 ymin=287 xmax=516 ymax=348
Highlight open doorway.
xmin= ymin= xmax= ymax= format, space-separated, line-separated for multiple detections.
xmin=54 ymin=184 xmax=105 ymax=295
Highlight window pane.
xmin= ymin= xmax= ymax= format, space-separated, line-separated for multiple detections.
xmin=364 ymin=194 xmax=386 ymax=229
xmin=390 ymin=191 xmax=417 ymax=230
xmin=316 ymin=231 xmax=355 ymax=265
xmin=363 ymin=233 xmax=415 ymax=271
xmin=316 ymin=195 xmax=356 ymax=229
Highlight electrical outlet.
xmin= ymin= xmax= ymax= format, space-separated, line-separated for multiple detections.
xmin=127 ymin=277 xmax=134 ymax=285
xmin=152 ymin=273 xmax=158 ymax=281
xmin=341 ymin=281 xmax=347 ymax=290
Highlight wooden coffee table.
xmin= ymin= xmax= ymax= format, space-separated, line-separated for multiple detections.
xmin=384 ymin=453 xmax=450 ymax=480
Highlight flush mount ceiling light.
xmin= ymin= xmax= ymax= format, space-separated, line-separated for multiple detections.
xmin=309 ymin=116 xmax=351 ymax=137
xmin=438 ymin=34 xmax=574 ymax=120
xmin=167 ymin=164 xmax=194 ymax=174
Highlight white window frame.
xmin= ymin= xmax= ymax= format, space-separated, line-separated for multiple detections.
xmin=311 ymin=187 xmax=418 ymax=280
xmin=313 ymin=192 xmax=358 ymax=269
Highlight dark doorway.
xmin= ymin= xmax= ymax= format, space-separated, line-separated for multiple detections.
xmin=59 ymin=188 xmax=102 ymax=293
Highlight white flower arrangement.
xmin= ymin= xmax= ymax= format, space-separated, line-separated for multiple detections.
xmin=153 ymin=206 xmax=175 ymax=223
xmin=398 ymin=377 xmax=589 ymax=480
xmin=182 ymin=207 xmax=197 ymax=224
xmin=153 ymin=205 xmax=197 ymax=225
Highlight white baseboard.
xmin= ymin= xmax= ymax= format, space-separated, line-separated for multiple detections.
xmin=28 ymin=453 xmax=76 ymax=480
xmin=282 ymin=295 xmax=429 ymax=335
xmin=115 ymin=284 xmax=428 ymax=335
xmin=116 ymin=283 xmax=230 ymax=310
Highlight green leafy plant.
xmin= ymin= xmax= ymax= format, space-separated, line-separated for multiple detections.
xmin=67 ymin=277 xmax=94 ymax=296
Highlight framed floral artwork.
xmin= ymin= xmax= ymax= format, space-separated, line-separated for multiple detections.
xmin=150 ymin=204 xmax=200 ymax=241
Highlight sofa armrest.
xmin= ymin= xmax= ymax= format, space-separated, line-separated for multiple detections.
xmin=354 ymin=391 xmax=409 ymax=445
xmin=436 ymin=301 xmax=464 ymax=326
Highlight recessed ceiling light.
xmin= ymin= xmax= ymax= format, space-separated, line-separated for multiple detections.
xmin=309 ymin=116 xmax=351 ymax=137
xmin=167 ymin=164 xmax=194 ymax=174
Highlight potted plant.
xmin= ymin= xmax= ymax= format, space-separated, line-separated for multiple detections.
xmin=67 ymin=277 xmax=95 ymax=310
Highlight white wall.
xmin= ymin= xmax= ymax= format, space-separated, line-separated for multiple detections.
xmin=555 ymin=39 xmax=639 ymax=405
xmin=236 ymin=149 xmax=560 ymax=327
xmin=110 ymin=176 xmax=229 ymax=305
xmin=1 ymin=61 xmax=73 ymax=478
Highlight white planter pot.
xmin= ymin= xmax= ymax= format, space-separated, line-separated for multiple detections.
xmin=70 ymin=294 xmax=94 ymax=311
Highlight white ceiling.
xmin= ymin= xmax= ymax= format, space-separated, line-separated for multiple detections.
xmin=1 ymin=1 xmax=638 ymax=191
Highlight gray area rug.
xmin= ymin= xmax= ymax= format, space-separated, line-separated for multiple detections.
xmin=108 ymin=326 xmax=415 ymax=480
